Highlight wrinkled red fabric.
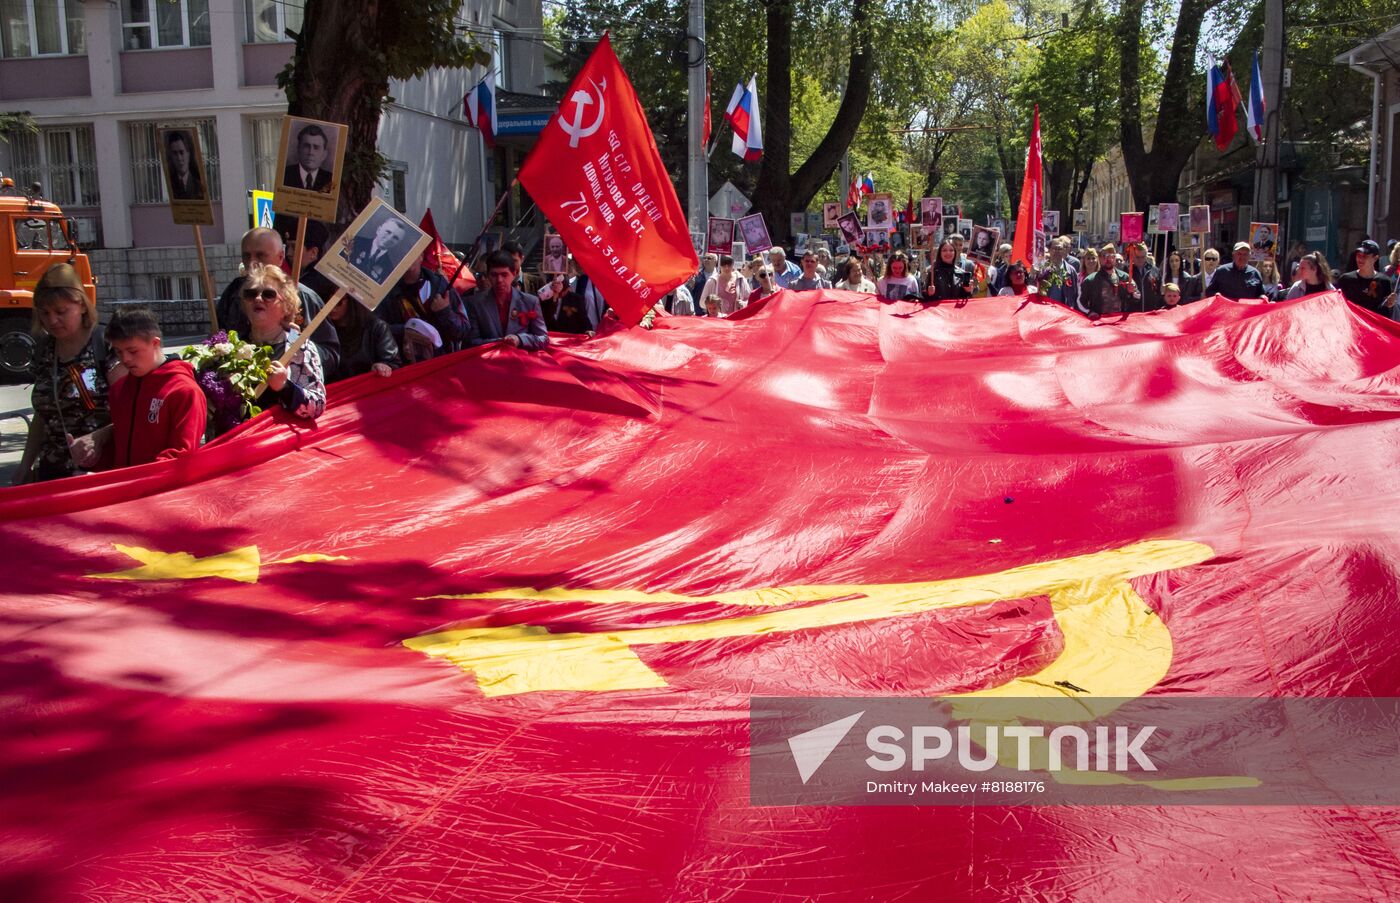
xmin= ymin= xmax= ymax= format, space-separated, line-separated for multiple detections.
xmin=3 ymin=290 xmax=1400 ymax=900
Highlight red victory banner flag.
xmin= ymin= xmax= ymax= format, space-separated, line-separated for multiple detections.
xmin=519 ymin=34 xmax=697 ymax=326
xmin=1011 ymin=105 xmax=1043 ymax=269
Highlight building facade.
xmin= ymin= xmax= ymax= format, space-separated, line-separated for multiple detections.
xmin=0 ymin=0 xmax=549 ymax=302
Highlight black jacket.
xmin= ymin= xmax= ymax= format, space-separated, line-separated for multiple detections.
xmin=328 ymin=317 xmax=400 ymax=382
xmin=375 ymin=268 xmax=469 ymax=354
xmin=925 ymin=262 xmax=973 ymax=301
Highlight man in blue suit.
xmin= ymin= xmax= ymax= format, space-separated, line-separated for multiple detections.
xmin=465 ymin=250 xmax=549 ymax=350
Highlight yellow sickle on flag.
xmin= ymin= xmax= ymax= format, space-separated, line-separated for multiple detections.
xmin=406 ymin=540 xmax=1214 ymax=701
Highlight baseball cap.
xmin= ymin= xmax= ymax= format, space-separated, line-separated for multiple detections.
xmin=1357 ymin=239 xmax=1381 ymax=256
xmin=1232 ymin=241 xmax=1251 ymax=252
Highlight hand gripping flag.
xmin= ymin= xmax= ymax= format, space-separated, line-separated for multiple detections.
xmin=1011 ymin=105 xmax=1043 ymax=269
xmin=463 ymin=70 xmax=497 ymax=147
xmin=518 ymin=33 xmax=697 ymax=326
xmin=1246 ymin=50 xmax=1266 ymax=145
xmin=724 ymin=75 xmax=763 ymax=161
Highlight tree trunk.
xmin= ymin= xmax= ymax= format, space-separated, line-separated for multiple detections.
xmin=754 ymin=0 xmax=873 ymax=244
xmin=287 ymin=0 xmax=393 ymax=223
xmin=1118 ymin=0 xmax=1223 ymax=208
xmin=1047 ymin=159 xmax=1072 ymax=223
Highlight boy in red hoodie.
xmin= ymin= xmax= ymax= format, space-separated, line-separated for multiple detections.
xmin=96 ymin=308 xmax=206 ymax=469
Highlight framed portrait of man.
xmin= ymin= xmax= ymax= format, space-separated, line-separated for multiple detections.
xmin=1188 ymin=205 xmax=1211 ymax=234
xmin=921 ymin=197 xmax=942 ymax=230
xmin=1072 ymin=209 xmax=1089 ymax=232
xmin=790 ymin=213 xmax=807 ymax=237
xmin=968 ymin=226 xmax=1000 ymax=264
xmin=943 ymin=217 xmax=960 ymax=237
xmin=942 ymin=202 xmax=959 ymax=219
xmin=823 ymin=202 xmax=841 ymax=229
xmin=866 ymin=193 xmax=894 ymax=232
xmin=273 ymin=115 xmax=349 ymax=221
xmin=1158 ymin=203 xmax=1180 ymax=233
xmin=1249 ymin=222 xmax=1279 ymax=261
xmin=707 ymin=217 xmax=735 ymax=254
xmin=157 ymin=126 xmax=214 ymax=226
xmin=542 ymin=231 xmax=568 ymax=274
xmin=738 ymin=213 xmax=773 ymax=253
xmin=317 ymin=198 xmax=431 ymax=309
xmin=957 ymin=218 xmax=973 ymax=242
xmin=1042 ymin=210 xmax=1060 ymax=236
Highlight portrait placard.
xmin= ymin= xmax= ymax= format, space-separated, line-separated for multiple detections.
xmin=1249 ymin=222 xmax=1279 ymax=261
xmin=317 ymin=198 xmax=431 ymax=309
xmin=823 ymin=202 xmax=841 ymax=228
xmin=542 ymin=231 xmax=569 ymax=274
xmin=707 ymin=217 xmax=735 ymax=254
xmin=272 ymin=115 xmax=349 ymax=221
xmin=738 ymin=213 xmax=773 ymax=254
xmin=158 ymin=126 xmax=214 ymax=226
xmin=866 ymin=193 xmax=895 ymax=232
xmin=1188 ymin=205 xmax=1211 ymax=234
xmin=1072 ymin=209 xmax=1088 ymax=232
xmin=968 ymin=226 xmax=1000 ymax=264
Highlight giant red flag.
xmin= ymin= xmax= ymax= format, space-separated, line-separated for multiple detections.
xmin=6 ymin=292 xmax=1400 ymax=897
xmin=1011 ymin=105 xmax=1042 ymax=269
xmin=519 ymin=34 xmax=697 ymax=326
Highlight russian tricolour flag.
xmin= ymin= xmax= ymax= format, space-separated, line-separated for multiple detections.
xmin=464 ymin=70 xmax=498 ymax=148
xmin=725 ymin=75 xmax=763 ymax=162
xmin=1246 ymin=50 xmax=1266 ymax=145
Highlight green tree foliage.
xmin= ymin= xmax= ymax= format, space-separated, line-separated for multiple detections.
xmin=281 ymin=0 xmax=489 ymax=221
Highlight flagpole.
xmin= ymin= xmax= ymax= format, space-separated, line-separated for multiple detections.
xmin=686 ymin=0 xmax=708 ymax=244
xmin=452 ymin=178 xmax=517 ymax=286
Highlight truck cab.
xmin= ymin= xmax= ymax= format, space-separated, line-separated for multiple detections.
xmin=0 ymin=178 xmax=98 ymax=380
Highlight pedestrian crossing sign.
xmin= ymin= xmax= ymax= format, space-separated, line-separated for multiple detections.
xmin=250 ymin=190 xmax=275 ymax=229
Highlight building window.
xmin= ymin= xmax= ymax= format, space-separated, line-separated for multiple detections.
xmin=6 ymin=124 xmax=99 ymax=207
xmin=249 ymin=115 xmax=280 ymax=190
xmin=245 ymin=0 xmax=301 ymax=43
xmin=129 ymin=119 xmax=220 ymax=203
xmin=493 ymin=28 xmax=511 ymax=91
xmin=153 ymin=274 xmax=198 ymax=300
xmin=121 ymin=0 xmax=210 ymax=50
xmin=380 ymin=161 xmax=407 ymax=213
xmin=0 ymin=0 xmax=85 ymax=58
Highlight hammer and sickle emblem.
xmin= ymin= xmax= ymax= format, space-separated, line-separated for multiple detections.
xmin=406 ymin=540 xmax=1214 ymax=700
xmin=559 ymin=77 xmax=607 ymax=148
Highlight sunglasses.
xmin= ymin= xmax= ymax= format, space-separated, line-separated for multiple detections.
xmin=241 ymin=287 xmax=279 ymax=301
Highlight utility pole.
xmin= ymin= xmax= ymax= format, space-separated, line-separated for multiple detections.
xmin=686 ymin=0 xmax=708 ymax=242
xmin=1253 ymin=0 xmax=1284 ymax=223
xmin=840 ymin=152 xmax=851 ymax=213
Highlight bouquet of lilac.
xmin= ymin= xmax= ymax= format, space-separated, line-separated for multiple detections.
xmin=181 ymin=330 xmax=273 ymax=436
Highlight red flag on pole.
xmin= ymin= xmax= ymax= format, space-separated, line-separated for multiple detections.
xmin=846 ymin=174 xmax=862 ymax=211
xmin=1011 ymin=106 xmax=1043 ymax=269
xmin=903 ymin=190 xmax=914 ymax=225
xmin=418 ymin=209 xmax=476 ymax=294
xmin=702 ymin=67 xmax=712 ymax=149
xmin=519 ymin=34 xmax=697 ymax=326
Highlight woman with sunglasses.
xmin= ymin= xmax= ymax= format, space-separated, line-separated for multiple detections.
xmin=748 ymin=266 xmax=781 ymax=304
xmin=241 ymin=264 xmax=325 ymax=419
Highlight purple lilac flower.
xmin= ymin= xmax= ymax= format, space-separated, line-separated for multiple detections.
xmin=203 ymin=330 xmax=229 ymax=347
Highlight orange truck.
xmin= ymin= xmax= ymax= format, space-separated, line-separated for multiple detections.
xmin=0 ymin=177 xmax=97 ymax=380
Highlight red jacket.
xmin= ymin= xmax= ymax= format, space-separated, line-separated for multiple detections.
xmin=101 ymin=358 xmax=206 ymax=469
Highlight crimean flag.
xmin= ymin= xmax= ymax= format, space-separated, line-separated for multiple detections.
xmin=5 ymin=291 xmax=1400 ymax=897
xmin=463 ymin=69 xmax=497 ymax=148
xmin=1207 ymin=62 xmax=1241 ymax=151
xmin=1246 ymin=50 xmax=1266 ymax=144
xmin=418 ymin=209 xmax=476 ymax=294
xmin=724 ymin=75 xmax=763 ymax=161
xmin=1011 ymin=105 xmax=1043 ymax=268
xmin=518 ymin=33 xmax=696 ymax=326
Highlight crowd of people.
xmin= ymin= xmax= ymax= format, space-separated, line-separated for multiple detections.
xmin=662 ymin=233 xmax=1400 ymax=321
xmin=13 ymin=217 xmax=1399 ymax=487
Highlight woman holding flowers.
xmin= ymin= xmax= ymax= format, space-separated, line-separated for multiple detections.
xmin=241 ymin=264 xmax=325 ymax=420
